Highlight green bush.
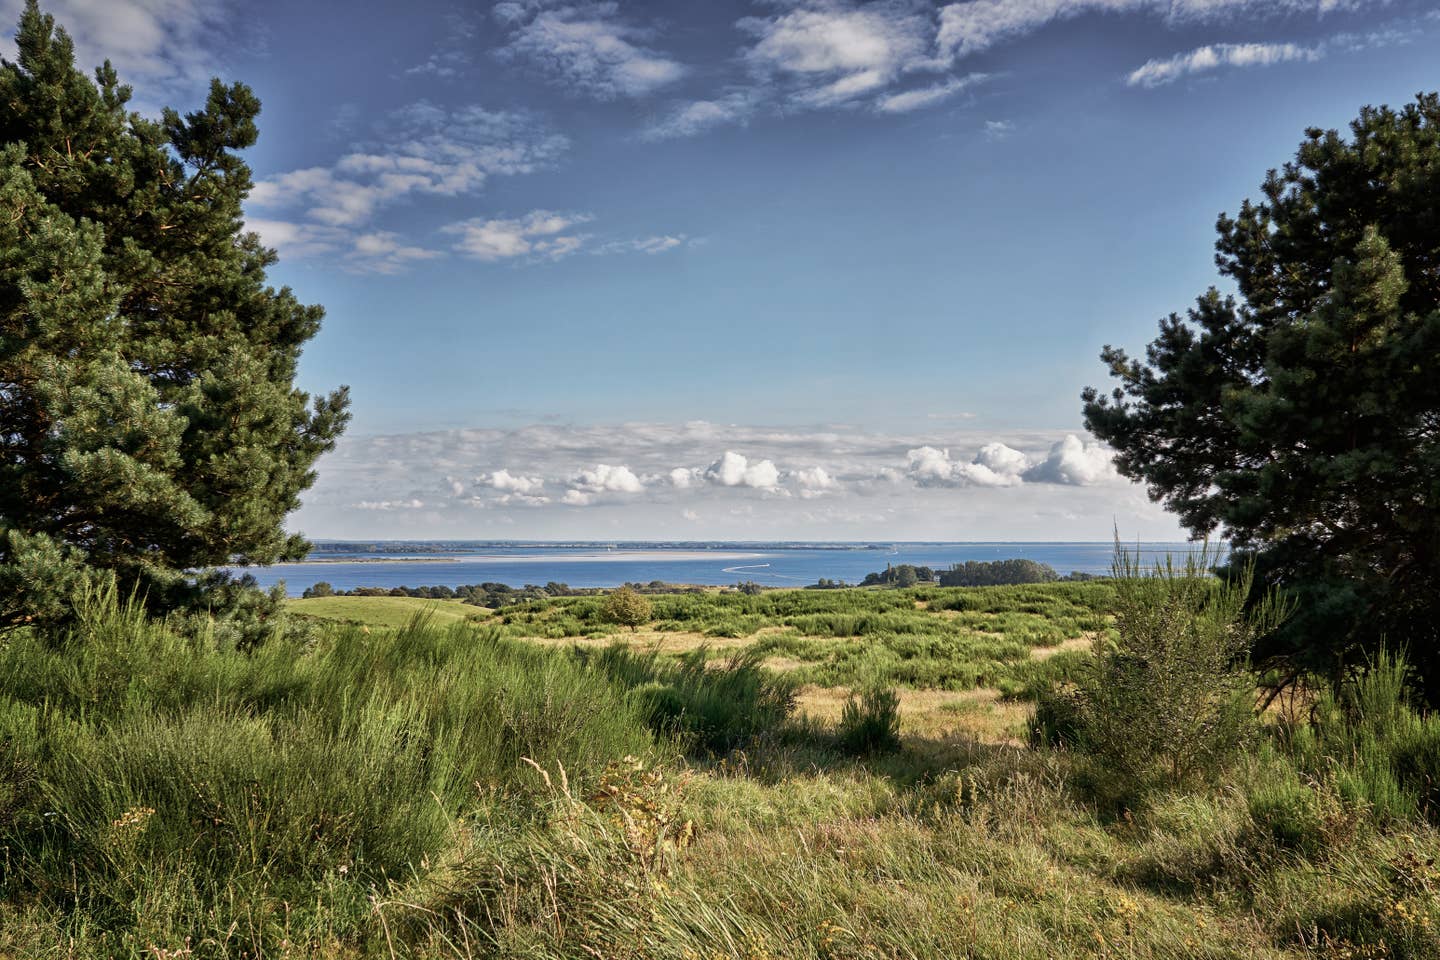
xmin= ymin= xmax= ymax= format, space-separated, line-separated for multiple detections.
xmin=836 ymin=685 xmax=902 ymax=755
xmin=1067 ymin=547 xmax=1285 ymax=807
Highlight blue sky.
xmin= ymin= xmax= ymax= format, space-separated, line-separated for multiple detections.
xmin=14 ymin=0 xmax=1440 ymax=540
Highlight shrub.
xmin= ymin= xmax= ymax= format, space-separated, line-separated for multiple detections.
xmin=836 ymin=685 xmax=902 ymax=755
xmin=602 ymin=586 xmax=653 ymax=631
xmin=1069 ymin=546 xmax=1286 ymax=806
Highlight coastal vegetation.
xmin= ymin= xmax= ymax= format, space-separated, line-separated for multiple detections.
xmin=9 ymin=580 xmax=1440 ymax=957
xmin=2 ymin=4 xmax=1439 ymax=958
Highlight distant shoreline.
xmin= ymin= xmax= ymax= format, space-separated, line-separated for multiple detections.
xmin=289 ymin=550 xmax=772 ymax=566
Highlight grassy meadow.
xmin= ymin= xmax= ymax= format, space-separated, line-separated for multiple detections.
xmin=286 ymin=594 xmax=490 ymax=630
xmin=3 ymin=583 xmax=1440 ymax=958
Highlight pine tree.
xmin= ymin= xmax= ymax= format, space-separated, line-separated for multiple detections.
xmin=0 ymin=3 xmax=349 ymax=628
xmin=1083 ymin=93 xmax=1440 ymax=696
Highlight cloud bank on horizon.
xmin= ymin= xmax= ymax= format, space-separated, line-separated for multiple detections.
xmin=292 ymin=421 xmax=1183 ymax=540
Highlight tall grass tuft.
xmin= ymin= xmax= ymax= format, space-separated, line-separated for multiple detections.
xmin=836 ymin=684 xmax=902 ymax=755
xmin=579 ymin=645 xmax=796 ymax=753
xmin=1285 ymin=649 xmax=1440 ymax=822
xmin=0 ymin=589 xmax=662 ymax=954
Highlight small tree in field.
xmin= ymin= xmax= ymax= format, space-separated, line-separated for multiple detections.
xmin=602 ymin=586 xmax=652 ymax=632
xmin=1074 ymin=546 xmax=1288 ymax=805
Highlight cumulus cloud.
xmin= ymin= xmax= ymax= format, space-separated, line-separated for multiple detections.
xmin=705 ymin=451 xmax=781 ymax=489
xmin=573 ymin=463 xmax=645 ymax=493
xmin=905 ymin=436 xmax=1118 ymax=488
xmin=487 ymin=469 xmax=546 ymax=494
xmin=294 ymin=421 xmax=1156 ymax=539
xmin=493 ymin=1 xmax=686 ymax=99
xmin=906 ymin=444 xmax=1026 ymax=488
xmin=1021 ymin=434 xmax=1118 ymax=485
xmin=795 ymin=466 xmax=840 ymax=498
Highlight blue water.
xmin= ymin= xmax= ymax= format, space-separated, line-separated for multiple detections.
xmin=231 ymin=542 xmax=1206 ymax=595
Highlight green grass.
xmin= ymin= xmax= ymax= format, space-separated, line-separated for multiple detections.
xmin=286 ymin=593 xmax=489 ymax=628
xmin=482 ymin=582 xmax=1113 ymax=692
xmin=6 ymin=584 xmax=1440 ymax=959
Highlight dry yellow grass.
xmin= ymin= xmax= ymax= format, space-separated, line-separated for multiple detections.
xmin=1030 ymin=633 xmax=1095 ymax=660
xmin=795 ymin=684 xmax=1033 ymax=746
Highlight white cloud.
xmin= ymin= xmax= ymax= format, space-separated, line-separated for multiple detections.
xmin=974 ymin=441 xmax=1031 ymax=477
xmin=443 ymin=210 xmax=594 ymax=262
xmin=591 ymin=234 xmax=689 ymax=256
xmin=795 ymin=465 xmax=840 ymax=499
xmin=245 ymin=102 xmax=573 ymax=273
xmin=0 ymin=0 xmax=242 ymax=108
xmin=494 ymin=1 xmax=686 ymax=99
xmin=245 ymin=218 xmax=348 ymax=260
xmin=875 ymin=72 xmax=987 ymax=113
xmin=1022 ymin=434 xmax=1118 ymax=485
xmin=705 ymin=451 xmax=781 ymax=489
xmin=488 ymin=469 xmax=546 ymax=495
xmin=250 ymin=104 xmax=568 ymax=229
xmin=1126 ymin=40 xmax=1322 ymax=86
xmin=739 ymin=1 xmax=953 ymax=110
xmin=572 ymin=463 xmax=645 ymax=494
xmin=984 ymin=119 xmax=1014 ymax=140
xmin=905 ymin=436 xmax=1120 ymax=488
xmin=642 ymin=93 xmax=758 ymax=140
xmin=349 ymin=231 xmax=444 ymax=274
xmin=936 ymin=0 xmax=1379 ymax=61
xmin=245 ymin=220 xmax=444 ymax=274
xmin=906 ymin=444 xmax=1026 ymax=488
xmin=293 ymin=422 xmax=1167 ymax=539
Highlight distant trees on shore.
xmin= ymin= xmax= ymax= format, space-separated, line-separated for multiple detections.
xmin=806 ymin=559 xmax=1103 ymax=591
xmin=940 ymin=559 xmax=1059 ymax=587
xmin=299 ymin=579 xmax=708 ymax=606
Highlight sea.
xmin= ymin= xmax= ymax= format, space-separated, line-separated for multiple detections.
xmin=232 ymin=541 xmax=1208 ymax=595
